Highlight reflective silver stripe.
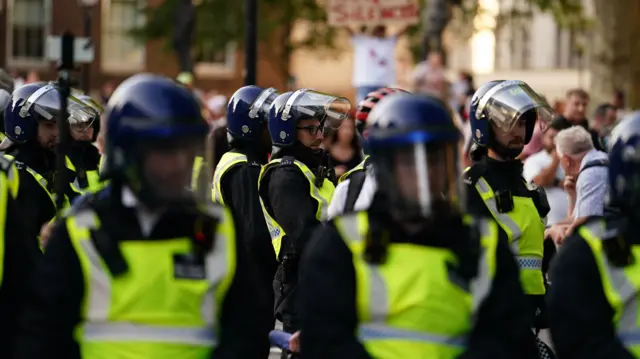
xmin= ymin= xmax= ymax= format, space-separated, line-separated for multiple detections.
xmin=475 ymin=177 xmax=522 ymax=249
xmin=212 ymin=153 xmax=247 ymax=203
xmin=591 ymin=229 xmax=639 ymax=346
xmin=470 ymin=219 xmax=494 ymax=315
xmin=358 ymin=323 xmax=467 ymax=347
xmin=83 ymin=322 xmax=216 ymax=346
xmin=293 ymin=159 xmax=329 ymax=221
xmin=72 ymin=208 xmax=229 ymax=334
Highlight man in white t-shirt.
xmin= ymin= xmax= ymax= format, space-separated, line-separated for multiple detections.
xmin=349 ymin=25 xmax=407 ymax=103
xmin=522 ymin=119 xmax=571 ymax=226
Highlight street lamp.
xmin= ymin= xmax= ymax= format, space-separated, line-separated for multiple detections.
xmin=78 ymin=0 xmax=98 ymax=94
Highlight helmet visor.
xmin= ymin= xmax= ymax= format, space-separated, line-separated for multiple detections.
xmin=477 ymin=80 xmax=554 ymax=133
xmin=283 ymin=89 xmax=352 ymax=130
xmin=68 ymin=96 xmax=97 ymax=134
xmin=372 ymin=141 xmax=464 ymax=218
xmin=248 ymin=87 xmax=279 ymax=121
xmin=19 ymin=84 xmax=63 ymax=123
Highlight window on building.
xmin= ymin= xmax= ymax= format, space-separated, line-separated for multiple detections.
xmin=101 ymin=0 xmax=145 ymax=72
xmin=7 ymin=0 xmax=51 ymax=66
xmin=194 ymin=42 xmax=236 ymax=78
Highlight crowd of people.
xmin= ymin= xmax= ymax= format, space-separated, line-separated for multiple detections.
xmin=1 ymin=45 xmax=640 ymax=359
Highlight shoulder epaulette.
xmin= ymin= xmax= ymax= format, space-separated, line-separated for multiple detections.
xmin=279 ymin=156 xmax=295 ymax=167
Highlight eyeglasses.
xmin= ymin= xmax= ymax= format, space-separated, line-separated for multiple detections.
xmin=296 ymin=125 xmax=323 ymax=136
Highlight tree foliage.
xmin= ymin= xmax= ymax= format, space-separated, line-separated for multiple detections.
xmin=133 ymin=0 xmax=589 ymax=78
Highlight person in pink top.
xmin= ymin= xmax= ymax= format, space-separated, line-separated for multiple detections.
xmin=519 ymin=120 xmax=544 ymax=160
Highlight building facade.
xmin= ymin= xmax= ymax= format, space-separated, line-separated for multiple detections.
xmin=0 ymin=0 xmax=286 ymax=95
xmin=446 ymin=0 xmax=593 ymax=101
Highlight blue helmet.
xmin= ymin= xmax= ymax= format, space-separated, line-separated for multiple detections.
xmin=4 ymin=82 xmax=64 ymax=144
xmin=103 ymin=74 xmax=209 ymax=205
xmin=469 ymin=80 xmax=553 ymax=158
xmin=227 ymin=86 xmax=278 ymax=141
xmin=607 ymin=111 xmax=640 ymax=211
xmin=267 ymin=88 xmax=351 ymax=147
xmin=366 ymin=93 xmax=462 ymax=218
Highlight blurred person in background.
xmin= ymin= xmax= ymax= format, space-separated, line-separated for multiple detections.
xmin=411 ymin=50 xmax=446 ymax=96
xmin=591 ymin=103 xmax=618 ymax=149
xmin=346 ymin=25 xmax=407 ymax=103
xmin=10 ymin=70 xmax=24 ymax=89
xmin=545 ymin=126 xmax=608 ymax=246
xmin=519 ymin=95 xmax=551 ymax=161
xmin=99 ymin=81 xmax=115 ymax=104
xmin=451 ymin=70 xmax=475 ymax=117
xmin=327 ymin=117 xmax=362 ymax=178
xmin=25 ymin=71 xmax=39 ymax=84
xmin=612 ymin=89 xmax=628 ymax=120
xmin=556 ymin=88 xmax=604 ymax=151
xmin=0 ymin=69 xmax=15 ymax=142
xmin=523 ymin=118 xmax=572 ymax=226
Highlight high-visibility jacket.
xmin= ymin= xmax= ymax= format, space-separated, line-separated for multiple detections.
xmin=468 ymin=172 xmax=545 ymax=295
xmin=0 ymin=156 xmax=19 ymax=287
xmin=334 ymin=212 xmax=499 ymax=359
xmin=66 ymin=156 xmax=101 ymax=194
xmin=212 ymin=152 xmax=248 ymax=205
xmin=258 ymin=157 xmax=335 ymax=258
xmin=580 ymin=220 xmax=640 ymax=357
xmin=66 ymin=204 xmax=237 ymax=359
xmin=338 ymin=155 xmax=369 ymax=184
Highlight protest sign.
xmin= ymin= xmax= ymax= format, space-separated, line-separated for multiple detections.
xmin=327 ymin=0 xmax=420 ymax=27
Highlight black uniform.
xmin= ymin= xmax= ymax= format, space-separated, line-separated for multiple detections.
xmin=219 ymin=146 xmax=277 ymax=335
xmin=12 ymin=187 xmax=272 ymax=359
xmin=547 ymin=217 xmax=635 ymax=359
xmin=0 ymin=160 xmax=42 ymax=358
xmin=298 ymin=195 xmax=538 ymax=359
xmin=4 ymin=145 xmax=57 ymax=239
xmin=259 ymin=146 xmax=329 ymax=333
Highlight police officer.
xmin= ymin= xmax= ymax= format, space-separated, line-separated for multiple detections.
xmin=66 ymin=97 xmax=102 ymax=193
xmin=0 ymin=69 xmax=14 ymax=142
xmin=2 ymin=83 xmax=81 ymax=241
xmin=0 ymin=155 xmax=41 ymax=357
xmin=12 ymin=74 xmax=270 ymax=359
xmin=258 ymin=88 xmax=351 ymax=339
xmin=547 ymin=111 xmax=640 ymax=359
xmin=212 ymin=85 xmax=279 ymax=331
xmin=465 ymin=80 xmax=554 ymax=325
xmin=299 ymin=93 xmax=536 ymax=359
xmin=327 ymin=87 xmax=406 ymax=219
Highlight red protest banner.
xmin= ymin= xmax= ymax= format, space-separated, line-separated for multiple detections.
xmin=327 ymin=0 xmax=420 ymax=27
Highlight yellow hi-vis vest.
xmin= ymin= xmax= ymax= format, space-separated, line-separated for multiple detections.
xmin=66 ymin=204 xmax=237 ymax=359
xmin=338 ymin=155 xmax=370 ymax=184
xmin=258 ymin=157 xmax=335 ymax=258
xmin=580 ymin=220 xmax=640 ymax=357
xmin=0 ymin=157 xmax=20 ymax=287
xmin=334 ymin=212 xmax=498 ymax=359
xmin=66 ymin=156 xmax=101 ymax=194
xmin=212 ymin=152 xmax=248 ymax=205
xmin=470 ymin=174 xmax=545 ymax=295
xmin=192 ymin=156 xmax=204 ymax=190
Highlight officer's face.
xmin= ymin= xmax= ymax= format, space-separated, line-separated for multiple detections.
xmin=70 ymin=125 xmax=94 ymax=142
xmin=142 ymin=140 xmax=198 ymax=199
xmin=296 ymin=118 xmax=324 ymax=150
xmin=491 ymin=118 xmax=526 ymax=150
xmin=37 ymin=120 xmax=59 ymax=151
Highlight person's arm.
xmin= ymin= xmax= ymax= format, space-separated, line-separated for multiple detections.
xmin=268 ymin=167 xmax=321 ymax=254
xmin=327 ymin=179 xmax=349 ymax=219
xmin=459 ymin=229 xmax=537 ymax=359
xmin=299 ymin=224 xmax=372 ymax=359
xmin=12 ymin=220 xmax=84 ymax=359
xmin=547 ymin=234 xmax=634 ymax=359
xmin=569 ymin=170 xmax=607 ymax=234
xmin=212 ymin=213 xmax=271 ymax=359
